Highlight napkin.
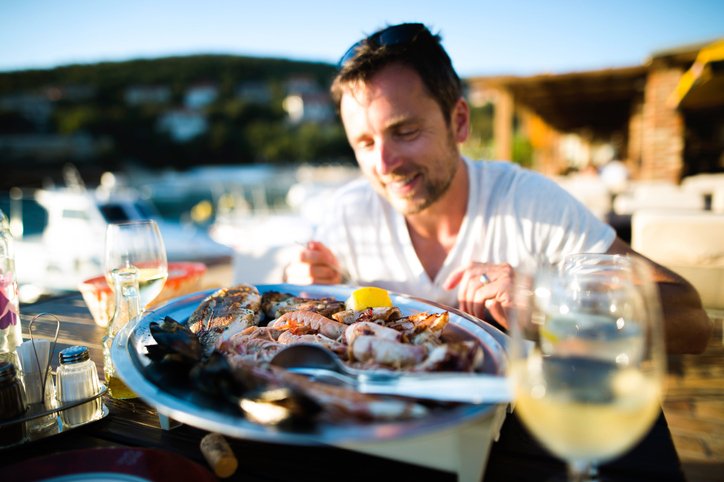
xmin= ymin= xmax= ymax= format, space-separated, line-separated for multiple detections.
xmin=17 ymin=339 xmax=53 ymax=404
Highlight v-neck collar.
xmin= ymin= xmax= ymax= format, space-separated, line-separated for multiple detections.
xmin=391 ymin=158 xmax=475 ymax=287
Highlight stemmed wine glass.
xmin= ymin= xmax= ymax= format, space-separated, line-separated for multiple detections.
xmin=509 ymin=254 xmax=666 ymax=481
xmin=104 ymin=220 xmax=168 ymax=309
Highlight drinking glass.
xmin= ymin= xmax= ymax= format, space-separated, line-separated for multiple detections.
xmin=509 ymin=254 xmax=666 ymax=481
xmin=104 ymin=220 xmax=168 ymax=309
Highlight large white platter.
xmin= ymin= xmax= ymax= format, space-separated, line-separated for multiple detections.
xmin=111 ymin=284 xmax=509 ymax=444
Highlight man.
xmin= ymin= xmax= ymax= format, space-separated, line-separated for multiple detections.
xmin=284 ymin=23 xmax=711 ymax=354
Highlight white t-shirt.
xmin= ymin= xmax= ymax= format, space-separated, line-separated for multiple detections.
xmin=316 ymin=159 xmax=616 ymax=307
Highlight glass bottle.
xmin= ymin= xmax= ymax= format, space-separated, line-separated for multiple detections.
xmin=102 ymin=267 xmax=140 ymax=399
xmin=0 ymin=209 xmax=21 ymax=366
xmin=56 ymin=346 xmax=102 ymax=428
xmin=0 ymin=361 xmax=28 ymax=446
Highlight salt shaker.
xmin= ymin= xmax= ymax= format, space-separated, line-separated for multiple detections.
xmin=0 ymin=361 xmax=28 ymax=446
xmin=56 ymin=346 xmax=102 ymax=428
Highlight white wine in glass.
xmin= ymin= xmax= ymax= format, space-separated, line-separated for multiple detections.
xmin=509 ymin=254 xmax=666 ymax=481
xmin=104 ymin=220 xmax=168 ymax=309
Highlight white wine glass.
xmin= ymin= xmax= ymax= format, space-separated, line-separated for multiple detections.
xmin=104 ymin=220 xmax=168 ymax=309
xmin=509 ymin=254 xmax=666 ymax=481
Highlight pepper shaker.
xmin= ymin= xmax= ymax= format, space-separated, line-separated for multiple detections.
xmin=0 ymin=361 xmax=28 ymax=446
xmin=56 ymin=346 xmax=102 ymax=428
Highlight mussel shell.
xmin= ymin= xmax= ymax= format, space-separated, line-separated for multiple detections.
xmin=144 ymin=315 xmax=322 ymax=427
xmin=190 ymin=351 xmax=252 ymax=402
xmin=148 ymin=316 xmax=203 ymax=363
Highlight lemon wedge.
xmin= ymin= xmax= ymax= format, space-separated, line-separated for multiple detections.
xmin=345 ymin=286 xmax=393 ymax=311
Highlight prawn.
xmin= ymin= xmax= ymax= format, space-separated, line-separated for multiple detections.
xmin=219 ymin=326 xmax=285 ymax=363
xmin=408 ymin=311 xmax=449 ymax=334
xmin=415 ymin=341 xmax=484 ymax=372
xmin=344 ymin=321 xmax=401 ymax=345
xmin=332 ymin=307 xmax=402 ymax=325
xmin=277 ymin=331 xmax=348 ymax=358
xmin=270 ymin=310 xmax=347 ymax=341
xmin=349 ymin=335 xmax=427 ymax=369
xmin=384 ymin=313 xmax=448 ymax=345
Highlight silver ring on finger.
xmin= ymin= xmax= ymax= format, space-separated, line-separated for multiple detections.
xmin=479 ymin=273 xmax=491 ymax=285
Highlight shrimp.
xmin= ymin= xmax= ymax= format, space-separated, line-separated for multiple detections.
xmin=219 ymin=326 xmax=285 ymax=363
xmin=415 ymin=341 xmax=485 ymax=372
xmin=349 ymin=335 xmax=427 ymax=369
xmin=331 ymin=307 xmax=402 ymax=325
xmin=270 ymin=310 xmax=347 ymax=341
xmin=409 ymin=330 xmax=444 ymax=347
xmin=344 ymin=321 xmax=401 ymax=345
xmin=384 ymin=319 xmax=416 ymax=339
xmin=408 ymin=311 xmax=449 ymax=334
xmin=277 ymin=331 xmax=348 ymax=358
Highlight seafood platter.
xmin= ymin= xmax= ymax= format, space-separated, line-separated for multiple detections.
xmin=111 ymin=283 xmax=509 ymax=444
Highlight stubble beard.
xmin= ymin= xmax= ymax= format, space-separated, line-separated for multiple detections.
xmin=387 ymin=131 xmax=460 ymax=216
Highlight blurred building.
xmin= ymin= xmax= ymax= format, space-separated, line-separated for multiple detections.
xmin=157 ymin=109 xmax=208 ymax=141
xmin=283 ymin=75 xmax=335 ymax=124
xmin=236 ymin=81 xmax=272 ymax=104
xmin=467 ymin=38 xmax=724 ymax=181
xmin=124 ymin=85 xmax=172 ymax=105
xmin=184 ymin=83 xmax=219 ymax=110
xmin=283 ymin=92 xmax=334 ymax=124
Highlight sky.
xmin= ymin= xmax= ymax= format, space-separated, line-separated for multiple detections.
xmin=1 ymin=0 xmax=723 ymax=78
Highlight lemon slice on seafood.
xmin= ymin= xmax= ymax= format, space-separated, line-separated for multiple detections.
xmin=345 ymin=286 xmax=393 ymax=310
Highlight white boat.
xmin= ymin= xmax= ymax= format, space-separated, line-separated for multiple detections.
xmin=208 ymin=164 xmax=360 ymax=285
xmin=11 ymin=182 xmax=233 ymax=302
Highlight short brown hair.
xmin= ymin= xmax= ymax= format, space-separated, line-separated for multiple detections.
xmin=331 ymin=23 xmax=463 ymax=124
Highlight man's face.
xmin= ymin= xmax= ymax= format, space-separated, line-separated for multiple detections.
xmin=339 ymin=64 xmax=466 ymax=215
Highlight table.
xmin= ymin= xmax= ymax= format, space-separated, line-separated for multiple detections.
xmin=1 ymin=293 xmax=688 ymax=481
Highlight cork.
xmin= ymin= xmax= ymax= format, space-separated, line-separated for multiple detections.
xmin=200 ymin=432 xmax=238 ymax=478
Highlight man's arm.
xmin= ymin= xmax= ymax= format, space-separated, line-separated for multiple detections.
xmin=607 ymin=237 xmax=712 ymax=354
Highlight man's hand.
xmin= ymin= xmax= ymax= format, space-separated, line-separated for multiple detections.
xmin=443 ymin=262 xmax=514 ymax=328
xmin=284 ymin=241 xmax=345 ymax=285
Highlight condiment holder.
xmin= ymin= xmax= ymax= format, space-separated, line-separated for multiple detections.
xmin=17 ymin=315 xmax=59 ymax=433
xmin=0 ymin=313 xmax=108 ymax=449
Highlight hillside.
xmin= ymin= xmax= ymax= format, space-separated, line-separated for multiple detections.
xmin=0 ymin=55 xmax=353 ymax=189
xmin=0 ymin=54 xmax=337 ymax=93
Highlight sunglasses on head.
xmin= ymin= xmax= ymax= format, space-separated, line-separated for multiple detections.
xmin=338 ymin=23 xmax=430 ymax=67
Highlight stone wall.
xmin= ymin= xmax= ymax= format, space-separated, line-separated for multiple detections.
xmin=639 ymin=67 xmax=686 ymax=182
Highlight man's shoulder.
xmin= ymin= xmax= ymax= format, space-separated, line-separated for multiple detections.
xmin=467 ymin=159 xmax=573 ymax=217
xmin=468 ymin=158 xmax=532 ymax=176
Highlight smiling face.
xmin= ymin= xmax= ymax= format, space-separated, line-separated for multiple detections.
xmin=339 ymin=63 xmax=469 ymax=215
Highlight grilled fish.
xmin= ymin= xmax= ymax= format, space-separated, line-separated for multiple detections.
xmin=188 ymin=284 xmax=263 ymax=351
